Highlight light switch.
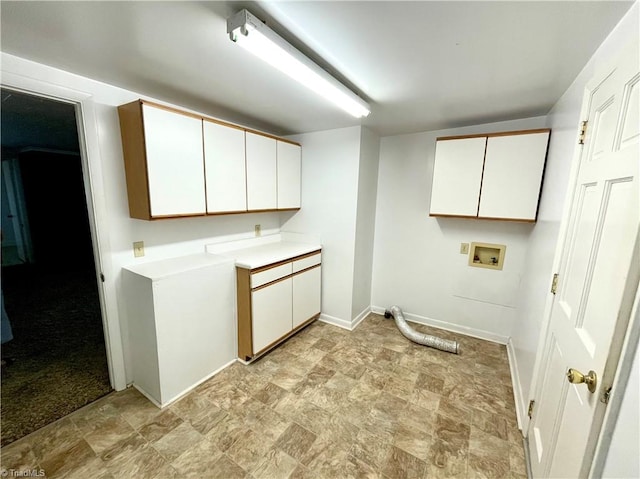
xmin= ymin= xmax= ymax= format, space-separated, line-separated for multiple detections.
xmin=460 ymin=243 xmax=469 ymax=254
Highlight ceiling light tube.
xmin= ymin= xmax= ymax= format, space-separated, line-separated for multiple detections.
xmin=227 ymin=9 xmax=370 ymax=118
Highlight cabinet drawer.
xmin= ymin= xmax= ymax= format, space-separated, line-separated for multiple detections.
xmin=251 ymin=263 xmax=292 ymax=289
xmin=293 ymin=252 xmax=322 ymax=273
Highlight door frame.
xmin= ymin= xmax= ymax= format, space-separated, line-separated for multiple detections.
xmin=525 ymin=47 xmax=640 ymax=476
xmin=1 ymin=73 xmax=127 ymax=391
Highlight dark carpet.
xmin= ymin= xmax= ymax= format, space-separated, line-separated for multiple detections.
xmin=1 ymin=264 xmax=112 ymax=447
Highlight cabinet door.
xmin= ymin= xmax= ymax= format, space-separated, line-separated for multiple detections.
xmin=429 ymin=137 xmax=487 ymax=217
xmin=142 ymin=104 xmax=206 ymax=217
xmin=203 ymin=121 xmax=247 ymax=213
xmin=154 ymin=261 xmax=235 ymax=404
xmin=292 ymin=266 xmax=321 ymax=329
xmin=478 ymin=132 xmax=549 ymax=220
xmin=277 ymin=141 xmax=301 ymax=209
xmin=246 ymin=132 xmax=277 ymax=211
xmin=252 ymin=278 xmax=292 ymax=353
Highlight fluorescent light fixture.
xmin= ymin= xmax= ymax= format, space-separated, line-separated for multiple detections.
xmin=227 ymin=9 xmax=370 ymax=118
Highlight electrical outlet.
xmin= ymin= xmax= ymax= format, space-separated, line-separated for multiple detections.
xmin=254 ymin=224 xmax=261 ymax=237
xmin=460 ymin=243 xmax=469 ymax=254
xmin=133 ymin=241 xmax=145 ymax=257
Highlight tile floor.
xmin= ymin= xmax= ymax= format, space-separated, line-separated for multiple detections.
xmin=0 ymin=314 xmax=527 ymax=478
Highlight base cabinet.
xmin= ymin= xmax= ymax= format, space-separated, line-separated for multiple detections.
xmin=122 ymin=254 xmax=236 ymax=407
xmin=237 ymin=250 xmax=321 ymax=361
xmin=252 ymin=278 xmax=293 ymax=353
xmin=293 ymin=267 xmax=321 ymax=329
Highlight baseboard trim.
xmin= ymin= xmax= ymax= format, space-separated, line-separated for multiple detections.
xmin=133 ymin=358 xmax=238 ymax=408
xmin=319 ymin=313 xmax=352 ymax=330
xmin=351 ymin=306 xmax=371 ymax=330
xmin=507 ymin=337 xmax=525 ymax=430
xmin=132 ymin=384 xmax=162 ymax=408
xmin=371 ymin=305 xmax=509 ymax=344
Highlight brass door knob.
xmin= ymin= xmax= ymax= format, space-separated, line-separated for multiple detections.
xmin=566 ymin=368 xmax=597 ymax=393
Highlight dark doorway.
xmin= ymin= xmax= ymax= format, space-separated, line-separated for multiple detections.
xmin=1 ymin=89 xmax=112 ymax=447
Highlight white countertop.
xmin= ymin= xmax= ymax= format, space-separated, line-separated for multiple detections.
xmin=209 ymin=241 xmax=321 ymax=270
xmin=122 ymin=253 xmax=234 ymax=280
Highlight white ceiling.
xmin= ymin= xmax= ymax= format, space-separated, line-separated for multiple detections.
xmin=0 ymin=1 xmax=634 ymax=137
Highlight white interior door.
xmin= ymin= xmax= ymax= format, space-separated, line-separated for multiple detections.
xmin=528 ymin=42 xmax=639 ymax=478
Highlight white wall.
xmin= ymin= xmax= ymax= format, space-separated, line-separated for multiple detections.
xmin=1 ymin=53 xmax=283 ymax=386
xmin=512 ymin=1 xmax=640 ymax=425
xmin=282 ymin=127 xmax=362 ymax=326
xmin=371 ymin=116 xmax=546 ymax=343
xmin=351 ymin=127 xmax=380 ymax=320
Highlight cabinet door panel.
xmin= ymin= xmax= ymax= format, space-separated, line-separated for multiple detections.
xmin=252 ymin=279 xmax=292 ymax=353
xmin=277 ymin=141 xmax=301 ymax=209
xmin=142 ymin=104 xmax=206 ymax=217
xmin=430 ymin=137 xmax=486 ymax=216
xmin=246 ymin=132 xmax=277 ymax=210
xmin=292 ymin=266 xmax=321 ymax=329
xmin=478 ymin=132 xmax=549 ymax=220
xmin=203 ymin=121 xmax=247 ymax=213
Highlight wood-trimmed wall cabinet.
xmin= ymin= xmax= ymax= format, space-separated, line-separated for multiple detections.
xmin=118 ymin=100 xmax=301 ymax=220
xmin=429 ymin=129 xmax=551 ymax=222
xmin=237 ymin=250 xmax=321 ymax=361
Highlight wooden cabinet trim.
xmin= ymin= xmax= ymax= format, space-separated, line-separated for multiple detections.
xmin=477 ymin=216 xmax=537 ymax=223
xmin=236 ymin=267 xmax=253 ymax=361
xmin=237 ymin=252 xmax=321 ymax=361
xmin=250 ymin=250 xmax=322 ymax=274
xmin=139 ymin=99 xmax=300 ymax=146
xmin=430 ymin=213 xmax=536 ymax=223
xmin=246 ymin=261 xmax=322 ymax=292
xmin=119 ymin=99 xmax=301 ymax=222
xmin=431 ymin=129 xmax=550 ymax=222
xmin=429 ymin=213 xmax=478 ymax=219
xmin=251 ymin=314 xmax=319 ymax=361
xmin=148 ymin=213 xmax=207 ymax=220
xmin=436 ymin=128 xmax=551 ymax=142
xmin=251 ymin=263 xmax=321 ymax=292
xmin=292 ymin=263 xmax=321 ymax=278
xmin=291 ymin=250 xmax=322 ymax=263
xmin=118 ymin=101 xmax=152 ymax=219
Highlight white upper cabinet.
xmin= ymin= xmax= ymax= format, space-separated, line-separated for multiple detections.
xmin=203 ymin=120 xmax=247 ymax=213
xmin=119 ymin=100 xmax=302 ymax=219
xmin=246 ymin=132 xmax=277 ymax=211
xmin=429 ymin=129 xmax=550 ymax=222
xmin=142 ymin=104 xmax=206 ymax=217
xmin=118 ymin=101 xmax=207 ymax=219
xmin=277 ymin=141 xmax=301 ymax=209
xmin=478 ymin=132 xmax=550 ymax=220
xmin=429 ymin=137 xmax=486 ymax=217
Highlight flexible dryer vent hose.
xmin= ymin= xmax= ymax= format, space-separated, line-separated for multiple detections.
xmin=384 ymin=306 xmax=459 ymax=354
